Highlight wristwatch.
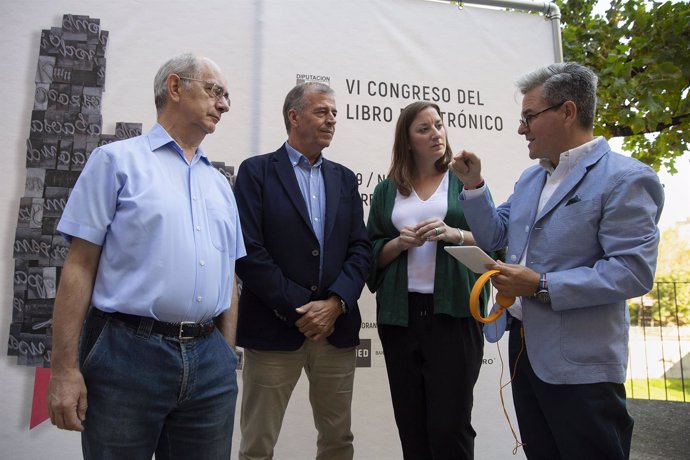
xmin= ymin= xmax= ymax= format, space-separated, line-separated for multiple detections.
xmin=534 ymin=273 xmax=551 ymax=304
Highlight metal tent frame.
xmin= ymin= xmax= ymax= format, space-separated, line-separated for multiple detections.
xmin=455 ymin=0 xmax=564 ymax=63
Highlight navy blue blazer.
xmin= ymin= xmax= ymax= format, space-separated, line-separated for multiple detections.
xmin=234 ymin=144 xmax=372 ymax=351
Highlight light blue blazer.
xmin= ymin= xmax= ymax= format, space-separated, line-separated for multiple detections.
xmin=462 ymin=138 xmax=664 ymax=384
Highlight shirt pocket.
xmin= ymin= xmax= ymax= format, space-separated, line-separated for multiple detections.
xmin=205 ymin=199 xmax=234 ymax=252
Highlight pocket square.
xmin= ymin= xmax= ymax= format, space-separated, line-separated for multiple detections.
xmin=565 ymin=195 xmax=581 ymax=206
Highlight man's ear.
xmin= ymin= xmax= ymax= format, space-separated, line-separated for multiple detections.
xmin=563 ymin=100 xmax=578 ymax=126
xmin=287 ymin=108 xmax=299 ymax=129
xmin=167 ymin=74 xmax=183 ymax=103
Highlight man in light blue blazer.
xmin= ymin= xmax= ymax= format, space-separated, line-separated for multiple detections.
xmin=451 ymin=62 xmax=664 ymax=460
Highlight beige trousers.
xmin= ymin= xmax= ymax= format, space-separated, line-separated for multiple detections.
xmin=238 ymin=340 xmax=356 ymax=460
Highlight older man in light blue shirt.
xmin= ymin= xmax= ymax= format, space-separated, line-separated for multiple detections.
xmin=47 ymin=53 xmax=245 ymax=460
xmin=57 ymin=123 xmax=242 ymax=322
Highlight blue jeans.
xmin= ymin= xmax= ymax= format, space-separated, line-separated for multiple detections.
xmin=79 ymin=308 xmax=238 ymax=460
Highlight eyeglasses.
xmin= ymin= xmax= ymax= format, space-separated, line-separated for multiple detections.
xmin=519 ymin=101 xmax=565 ymax=129
xmin=178 ymin=76 xmax=231 ymax=107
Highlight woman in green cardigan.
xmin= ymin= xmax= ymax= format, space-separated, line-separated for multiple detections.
xmin=366 ymin=101 xmax=490 ymax=460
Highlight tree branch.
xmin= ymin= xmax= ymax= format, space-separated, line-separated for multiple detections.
xmin=604 ymin=113 xmax=690 ymax=137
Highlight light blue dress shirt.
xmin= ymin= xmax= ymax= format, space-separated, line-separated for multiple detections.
xmin=285 ymin=142 xmax=326 ymax=271
xmin=58 ymin=123 xmax=245 ymax=322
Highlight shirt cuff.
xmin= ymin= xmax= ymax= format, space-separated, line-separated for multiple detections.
xmin=460 ymin=184 xmax=486 ymax=200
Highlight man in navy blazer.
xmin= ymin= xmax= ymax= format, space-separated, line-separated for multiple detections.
xmin=451 ymin=63 xmax=664 ymax=460
xmin=234 ymin=82 xmax=371 ymax=460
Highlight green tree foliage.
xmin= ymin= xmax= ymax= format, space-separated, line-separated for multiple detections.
xmin=630 ymin=222 xmax=690 ymax=325
xmin=557 ymin=0 xmax=690 ymax=173
xmin=656 ymin=222 xmax=690 ymax=279
xmin=654 ymin=223 xmax=690 ymax=325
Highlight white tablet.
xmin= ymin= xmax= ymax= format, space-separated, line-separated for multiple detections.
xmin=444 ymin=246 xmax=496 ymax=273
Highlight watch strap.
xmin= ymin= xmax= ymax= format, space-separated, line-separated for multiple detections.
xmin=539 ymin=273 xmax=547 ymax=291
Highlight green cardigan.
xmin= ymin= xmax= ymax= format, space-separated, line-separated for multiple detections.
xmin=366 ymin=173 xmax=491 ymax=327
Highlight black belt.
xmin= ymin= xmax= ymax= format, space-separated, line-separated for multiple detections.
xmin=95 ymin=309 xmax=216 ymax=340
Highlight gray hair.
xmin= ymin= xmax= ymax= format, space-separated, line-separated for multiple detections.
xmin=282 ymin=82 xmax=335 ymax=133
xmin=153 ymin=53 xmax=203 ymax=113
xmin=516 ymin=62 xmax=598 ymax=129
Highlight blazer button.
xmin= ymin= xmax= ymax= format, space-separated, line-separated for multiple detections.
xmin=312 ymin=249 xmax=319 ymax=256
xmin=510 ymin=254 xmax=517 ymax=262
xmin=310 ymin=285 xmax=318 ymax=292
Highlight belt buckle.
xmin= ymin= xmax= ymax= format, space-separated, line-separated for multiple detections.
xmin=178 ymin=321 xmax=196 ymax=340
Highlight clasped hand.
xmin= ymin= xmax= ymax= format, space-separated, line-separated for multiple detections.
xmin=399 ymin=218 xmax=453 ymax=250
xmin=295 ymin=298 xmax=341 ymax=341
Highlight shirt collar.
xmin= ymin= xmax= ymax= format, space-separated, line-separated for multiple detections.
xmin=285 ymin=141 xmax=323 ymax=168
xmin=148 ymin=123 xmax=210 ymax=164
xmin=539 ymin=136 xmax=602 ymax=174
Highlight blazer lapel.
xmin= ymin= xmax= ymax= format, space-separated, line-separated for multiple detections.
xmin=536 ymin=143 xmax=609 ymax=221
xmin=322 ymin=159 xmax=341 ymax=240
xmin=510 ymin=169 xmax=546 ymax=260
xmin=273 ymin=146 xmax=313 ymax=229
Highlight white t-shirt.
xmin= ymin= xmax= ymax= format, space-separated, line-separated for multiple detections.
xmin=391 ymin=172 xmax=449 ymax=294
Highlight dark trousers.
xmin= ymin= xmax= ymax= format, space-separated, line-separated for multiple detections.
xmin=509 ymin=319 xmax=634 ymax=460
xmin=378 ymin=293 xmax=484 ymax=460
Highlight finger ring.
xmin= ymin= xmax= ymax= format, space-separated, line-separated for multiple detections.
xmin=435 ymin=227 xmax=440 ymax=236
